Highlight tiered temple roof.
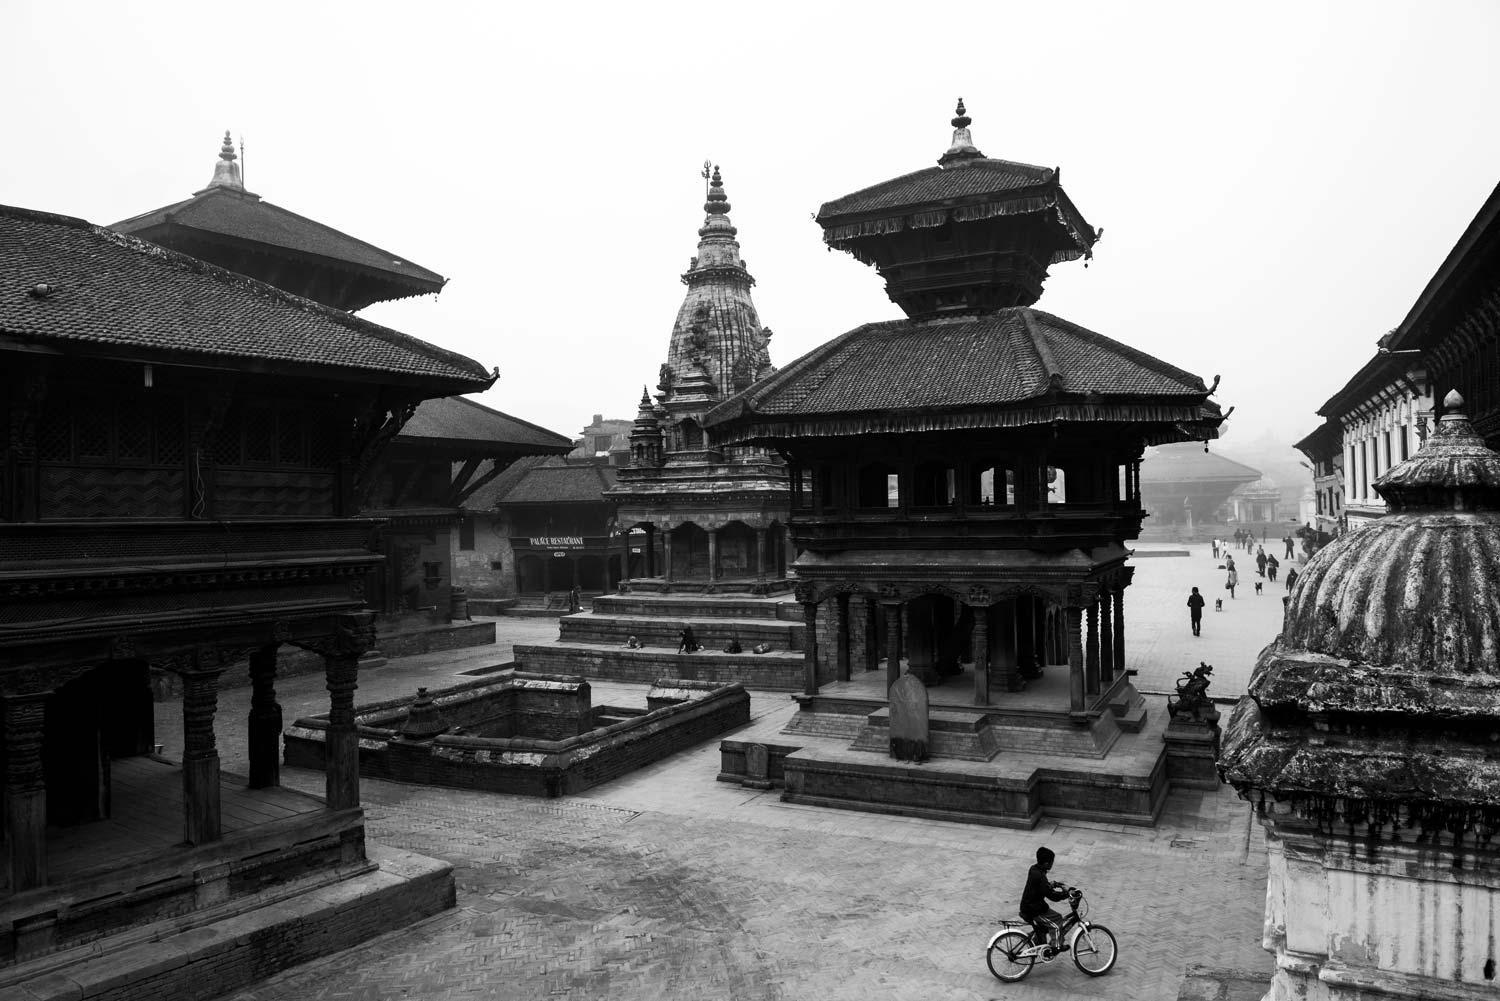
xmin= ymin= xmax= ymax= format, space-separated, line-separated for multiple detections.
xmin=3 ymin=204 xmax=487 ymax=390
xmin=112 ymin=132 xmax=446 ymax=311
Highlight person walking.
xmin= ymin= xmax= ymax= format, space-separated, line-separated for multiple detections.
xmin=1211 ymin=537 xmax=1220 ymax=559
xmin=1256 ymin=548 xmax=1268 ymax=577
xmin=1226 ymin=565 xmax=1239 ymax=599
xmin=1285 ymin=566 xmax=1299 ymax=590
xmin=1284 ymin=535 xmax=1295 ymax=559
xmin=1266 ymin=553 xmax=1279 ymax=582
xmin=1187 ymin=587 xmax=1206 ymax=636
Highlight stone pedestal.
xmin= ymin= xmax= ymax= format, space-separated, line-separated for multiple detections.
xmin=1162 ymin=711 xmax=1221 ymax=790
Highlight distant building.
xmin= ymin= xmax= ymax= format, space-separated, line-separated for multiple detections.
xmin=1294 ymin=417 xmax=1344 ymax=538
xmin=569 ymin=414 xmax=632 ymax=462
xmin=1315 ymin=349 xmax=1433 ymax=530
xmin=1138 ymin=443 xmax=1260 ymax=528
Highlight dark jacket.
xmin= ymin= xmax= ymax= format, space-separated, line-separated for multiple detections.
xmin=1019 ymin=863 xmax=1068 ymax=919
xmin=1187 ymin=592 xmax=1206 ymax=615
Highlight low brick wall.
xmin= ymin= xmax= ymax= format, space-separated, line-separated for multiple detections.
xmin=286 ymin=678 xmax=750 ymax=798
xmin=514 ymin=643 xmax=804 ymax=690
xmin=777 ymin=748 xmax=1170 ymax=828
xmin=558 ymin=616 xmax=801 ymax=650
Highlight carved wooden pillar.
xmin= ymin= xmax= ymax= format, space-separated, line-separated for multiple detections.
xmin=883 ymin=600 xmax=904 ymax=690
xmin=180 ymin=660 xmax=224 ymax=845
xmin=971 ymin=602 xmax=990 ymax=706
xmin=755 ymin=527 xmax=767 ymax=581
xmin=662 ymin=529 xmax=675 ymax=584
xmin=4 ymin=695 xmax=49 ymax=890
xmin=247 ymin=645 xmax=282 ymax=789
xmin=644 ymin=524 xmax=655 ymax=578
xmin=1085 ymin=598 xmax=1101 ymax=697
xmin=1066 ymin=605 xmax=1085 ymax=714
xmin=1098 ymin=588 xmax=1115 ymax=686
xmin=1113 ymin=586 xmax=1126 ymax=678
xmin=799 ymin=593 xmax=819 ymax=696
xmin=708 ymin=528 xmax=720 ymax=582
xmin=320 ymin=615 xmax=375 ymax=811
xmin=836 ymin=593 xmax=851 ymax=682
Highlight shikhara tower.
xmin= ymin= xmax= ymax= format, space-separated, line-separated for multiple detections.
xmin=608 ymin=166 xmax=791 ymax=591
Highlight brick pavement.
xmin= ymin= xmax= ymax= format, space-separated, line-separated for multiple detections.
xmin=148 ymin=601 xmax=1275 ymax=1001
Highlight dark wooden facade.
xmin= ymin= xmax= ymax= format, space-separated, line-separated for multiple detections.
xmin=0 ymin=204 xmax=490 ymax=962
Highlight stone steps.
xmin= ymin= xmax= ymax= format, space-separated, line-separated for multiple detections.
xmin=513 ymin=642 xmax=806 ymax=691
xmin=558 ymin=613 xmax=802 ymax=650
xmin=592 ymin=593 xmax=800 ymax=622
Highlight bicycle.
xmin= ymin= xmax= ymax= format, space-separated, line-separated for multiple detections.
xmin=985 ymin=887 xmax=1118 ymax=982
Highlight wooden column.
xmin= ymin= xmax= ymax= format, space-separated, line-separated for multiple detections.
xmin=325 ymin=658 xmax=359 ymax=811
xmin=1066 ymin=605 xmax=1086 ymax=714
xmin=1085 ymin=599 xmax=1101 ymax=697
xmin=861 ymin=596 xmax=880 ymax=673
xmin=755 ymin=527 xmax=767 ymax=581
xmin=247 ymin=645 xmax=282 ymax=789
xmin=972 ymin=603 xmax=990 ymax=705
xmin=994 ymin=598 xmax=1022 ymax=692
xmin=801 ymin=599 xmax=819 ymax=696
xmin=708 ymin=528 xmax=720 ymax=582
xmin=1113 ymin=587 xmax=1127 ymax=678
xmin=835 ymin=593 xmax=851 ymax=682
xmin=4 ymin=695 xmax=48 ymax=891
xmin=180 ymin=661 xmax=223 ymax=845
xmin=311 ymin=613 xmax=376 ymax=812
xmin=662 ymin=529 xmax=675 ymax=584
xmin=1098 ymin=589 xmax=1114 ymax=686
xmin=883 ymin=601 xmax=904 ymax=690
xmin=644 ymin=524 xmax=656 ymax=577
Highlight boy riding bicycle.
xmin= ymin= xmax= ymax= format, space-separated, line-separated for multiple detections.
xmin=1019 ymin=846 xmax=1071 ymax=950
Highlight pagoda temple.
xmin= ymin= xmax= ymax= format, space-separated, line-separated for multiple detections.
xmin=707 ymin=102 xmax=1225 ymax=826
xmin=606 ymin=166 xmax=791 ymax=591
xmin=113 ymin=132 xmax=444 ymax=311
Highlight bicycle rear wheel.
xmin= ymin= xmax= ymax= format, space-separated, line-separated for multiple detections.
xmin=1071 ymin=924 xmax=1117 ymax=976
xmin=987 ymin=929 xmax=1036 ymax=982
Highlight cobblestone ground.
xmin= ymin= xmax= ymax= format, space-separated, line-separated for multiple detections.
xmin=163 ymin=553 xmax=1284 ymax=1001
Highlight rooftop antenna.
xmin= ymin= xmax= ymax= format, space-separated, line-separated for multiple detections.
xmin=702 ymin=160 xmax=711 ymax=199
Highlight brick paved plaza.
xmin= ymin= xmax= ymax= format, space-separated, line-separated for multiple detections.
xmin=162 ymin=545 xmax=1293 ymax=1001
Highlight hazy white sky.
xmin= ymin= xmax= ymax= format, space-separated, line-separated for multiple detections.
xmin=6 ymin=2 xmax=1497 ymax=448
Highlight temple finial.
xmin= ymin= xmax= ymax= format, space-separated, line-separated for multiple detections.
xmin=939 ymin=98 xmax=984 ymax=167
xmin=206 ymin=129 xmax=244 ymax=190
xmin=704 ymin=165 xmax=729 ymax=215
xmin=1444 ymin=389 xmax=1466 ymax=411
xmin=952 ymin=98 xmax=971 ymax=129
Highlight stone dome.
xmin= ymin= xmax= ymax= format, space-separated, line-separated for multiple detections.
xmin=1221 ymin=392 xmax=1500 ymax=820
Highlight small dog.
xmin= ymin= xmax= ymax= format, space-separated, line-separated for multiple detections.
xmin=1214 ymin=598 xmax=1223 ymax=612
xmin=1254 ymin=582 xmax=1263 ymax=595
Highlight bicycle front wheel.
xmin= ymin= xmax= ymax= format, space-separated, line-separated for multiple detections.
xmin=1071 ymin=924 xmax=1117 ymax=976
xmin=987 ymin=929 xmax=1035 ymax=982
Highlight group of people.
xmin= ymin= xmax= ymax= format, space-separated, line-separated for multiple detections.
xmin=1190 ymin=533 xmax=1303 ymax=635
xmin=1210 ymin=530 xmax=1298 ymax=561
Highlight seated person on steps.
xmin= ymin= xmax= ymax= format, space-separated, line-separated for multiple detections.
xmin=1019 ymin=846 xmax=1070 ymax=950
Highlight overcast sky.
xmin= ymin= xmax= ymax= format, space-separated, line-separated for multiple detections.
xmin=6 ymin=2 xmax=1498 ymax=449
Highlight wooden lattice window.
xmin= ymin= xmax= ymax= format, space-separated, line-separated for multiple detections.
xmin=37 ymin=395 xmax=186 ymax=465
xmin=243 ymin=407 xmax=274 ymax=464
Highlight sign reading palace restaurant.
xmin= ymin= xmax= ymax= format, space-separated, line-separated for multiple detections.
xmin=527 ymin=536 xmax=584 ymax=548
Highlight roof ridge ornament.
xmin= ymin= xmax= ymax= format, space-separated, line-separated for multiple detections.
xmin=938 ymin=97 xmax=985 ymax=167
xmin=207 ymin=129 xmax=245 ymax=191
xmin=697 ymin=163 xmax=738 ymax=240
